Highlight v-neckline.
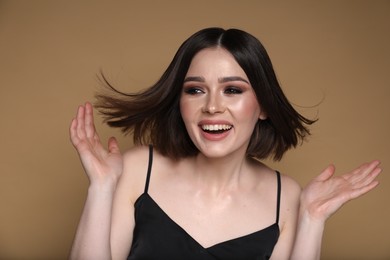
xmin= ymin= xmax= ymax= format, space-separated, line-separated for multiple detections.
xmin=137 ymin=193 xmax=279 ymax=250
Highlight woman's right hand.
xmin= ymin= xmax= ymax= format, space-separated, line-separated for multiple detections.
xmin=70 ymin=102 xmax=123 ymax=189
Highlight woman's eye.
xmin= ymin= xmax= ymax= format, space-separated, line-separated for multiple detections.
xmin=183 ymin=87 xmax=203 ymax=95
xmin=224 ymin=87 xmax=243 ymax=94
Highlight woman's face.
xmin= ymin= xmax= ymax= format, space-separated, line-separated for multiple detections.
xmin=180 ymin=47 xmax=266 ymax=158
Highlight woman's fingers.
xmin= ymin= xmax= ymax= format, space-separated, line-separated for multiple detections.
xmin=344 ymin=160 xmax=380 ymax=179
xmin=343 ymin=160 xmax=381 ymax=187
xmin=314 ymin=164 xmax=335 ymax=182
xmin=70 ymin=105 xmax=85 ymax=146
xmin=332 ymin=161 xmax=381 ymax=203
xmin=356 ymin=165 xmax=381 ymax=187
xmin=108 ymin=137 xmax=120 ymax=154
xmin=302 ymin=160 xmax=382 ymax=220
xmin=69 ymin=117 xmax=79 ymax=145
xmin=69 ymin=103 xmax=123 ymax=186
xmin=350 ymin=168 xmax=381 ymax=198
xmin=348 ymin=179 xmax=380 ymax=201
xmin=84 ymin=102 xmax=96 ymax=139
xmin=76 ymin=105 xmax=86 ymax=139
xmin=70 ymin=103 xmax=102 ymax=153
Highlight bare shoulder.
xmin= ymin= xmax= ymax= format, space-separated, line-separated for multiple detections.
xmin=120 ymin=145 xmax=176 ymax=203
xmin=120 ymin=145 xmax=153 ymax=203
xmin=250 ymin=160 xmax=301 ymax=217
xmin=278 ymin=172 xmax=301 ymax=230
xmin=249 ymin=159 xmax=301 ymax=196
xmin=279 ymin=172 xmax=302 ymax=199
xmin=276 ymin=171 xmax=301 ymax=214
xmin=122 ymin=145 xmax=151 ymax=167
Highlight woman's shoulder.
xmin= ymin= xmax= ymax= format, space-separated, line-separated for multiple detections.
xmin=251 ymin=161 xmax=302 ymax=226
xmin=279 ymin=172 xmax=302 ymax=195
xmin=122 ymin=144 xmax=151 ymax=163
xmin=121 ymin=145 xmax=176 ymax=202
xmin=119 ymin=145 xmax=153 ymax=202
xmin=251 ymin=159 xmax=300 ymax=185
xmin=122 ymin=145 xmax=176 ymax=172
xmin=250 ymin=159 xmax=301 ymax=198
xmin=274 ymin=170 xmax=301 ymax=216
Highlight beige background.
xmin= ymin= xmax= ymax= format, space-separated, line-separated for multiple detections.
xmin=1 ymin=1 xmax=389 ymax=259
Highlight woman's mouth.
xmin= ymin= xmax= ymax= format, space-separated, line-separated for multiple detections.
xmin=200 ymin=124 xmax=233 ymax=134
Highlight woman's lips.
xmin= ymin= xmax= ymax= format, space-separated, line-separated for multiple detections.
xmin=198 ymin=120 xmax=233 ymax=141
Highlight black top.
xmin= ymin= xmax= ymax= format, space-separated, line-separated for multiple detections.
xmin=128 ymin=145 xmax=281 ymax=260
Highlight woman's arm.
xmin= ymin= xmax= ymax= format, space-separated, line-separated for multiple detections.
xmin=269 ymin=175 xmax=301 ymax=260
xmin=290 ymin=161 xmax=381 ymax=260
xmin=69 ymin=102 xmax=123 ymax=260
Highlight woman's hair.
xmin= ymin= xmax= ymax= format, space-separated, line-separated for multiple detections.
xmin=96 ymin=27 xmax=316 ymax=161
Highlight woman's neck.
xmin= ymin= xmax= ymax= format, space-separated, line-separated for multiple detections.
xmin=188 ymin=151 xmax=252 ymax=195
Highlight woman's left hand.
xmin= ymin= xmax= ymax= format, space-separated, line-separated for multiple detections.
xmin=300 ymin=160 xmax=382 ymax=222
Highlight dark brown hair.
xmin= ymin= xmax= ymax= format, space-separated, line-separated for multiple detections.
xmin=96 ymin=27 xmax=316 ymax=161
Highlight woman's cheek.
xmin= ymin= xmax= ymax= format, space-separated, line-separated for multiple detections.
xmin=232 ymin=98 xmax=261 ymax=120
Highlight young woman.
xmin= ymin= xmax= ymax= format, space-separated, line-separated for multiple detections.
xmin=69 ymin=27 xmax=381 ymax=260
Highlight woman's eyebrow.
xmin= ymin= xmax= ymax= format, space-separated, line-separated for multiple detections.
xmin=183 ymin=76 xmax=249 ymax=84
xmin=183 ymin=76 xmax=205 ymax=83
xmin=218 ymin=76 xmax=249 ymax=84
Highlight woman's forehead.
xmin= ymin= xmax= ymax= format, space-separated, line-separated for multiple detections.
xmin=185 ymin=48 xmax=249 ymax=81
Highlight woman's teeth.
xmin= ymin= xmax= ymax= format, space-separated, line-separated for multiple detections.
xmin=201 ymin=124 xmax=232 ymax=131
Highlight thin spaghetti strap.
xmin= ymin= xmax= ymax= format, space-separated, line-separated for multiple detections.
xmin=144 ymin=145 xmax=153 ymax=194
xmin=275 ymin=171 xmax=281 ymax=224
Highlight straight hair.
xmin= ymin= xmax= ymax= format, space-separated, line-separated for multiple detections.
xmin=95 ymin=27 xmax=316 ymax=161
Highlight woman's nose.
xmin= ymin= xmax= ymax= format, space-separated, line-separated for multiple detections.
xmin=202 ymin=92 xmax=225 ymax=114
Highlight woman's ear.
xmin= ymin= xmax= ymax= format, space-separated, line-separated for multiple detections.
xmin=259 ymin=110 xmax=267 ymax=120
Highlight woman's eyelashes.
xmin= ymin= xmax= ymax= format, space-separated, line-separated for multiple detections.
xmin=183 ymin=85 xmax=245 ymax=95
xmin=183 ymin=86 xmax=204 ymax=95
xmin=224 ymin=86 xmax=243 ymax=94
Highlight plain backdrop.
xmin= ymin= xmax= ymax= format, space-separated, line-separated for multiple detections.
xmin=0 ymin=1 xmax=389 ymax=259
